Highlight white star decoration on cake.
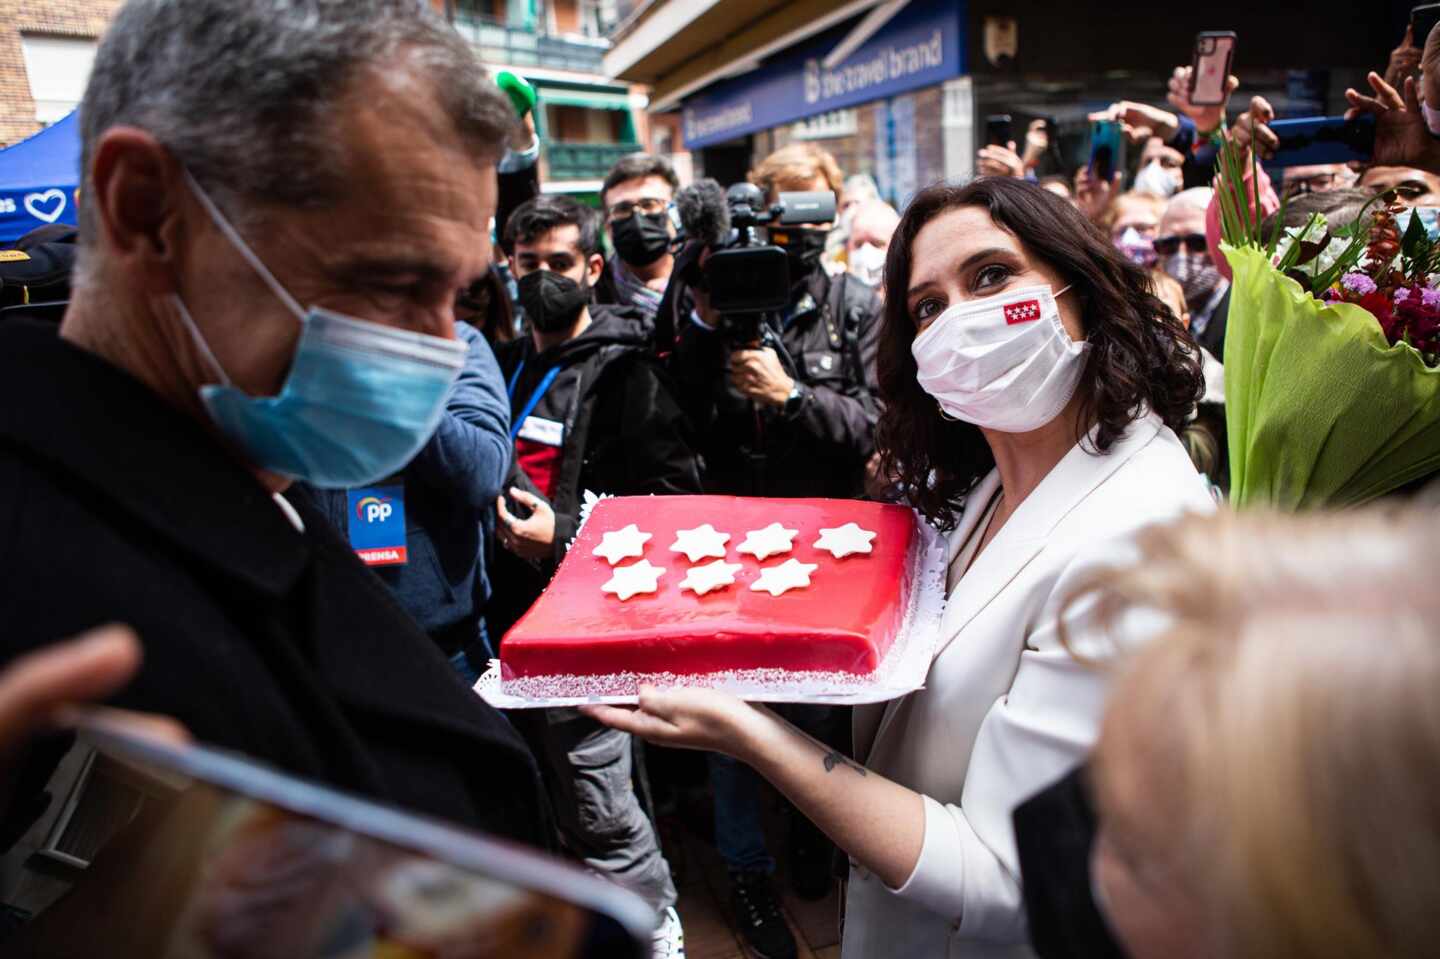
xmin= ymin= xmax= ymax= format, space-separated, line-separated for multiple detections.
xmin=669 ymin=524 xmax=731 ymax=563
xmin=736 ymin=523 xmax=799 ymax=561
xmin=813 ymin=523 xmax=877 ymax=559
xmin=750 ymin=558 xmax=819 ymax=597
xmin=679 ymin=560 xmax=743 ymax=596
xmin=601 ymin=559 xmax=665 ymax=601
xmin=592 ymin=524 xmax=651 ymax=565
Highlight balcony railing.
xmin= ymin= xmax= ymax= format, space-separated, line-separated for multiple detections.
xmin=452 ymin=14 xmax=608 ymax=74
xmin=546 ymin=141 xmax=636 ymax=182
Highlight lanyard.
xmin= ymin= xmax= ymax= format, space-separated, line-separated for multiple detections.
xmin=507 ymin=360 xmax=562 ymax=441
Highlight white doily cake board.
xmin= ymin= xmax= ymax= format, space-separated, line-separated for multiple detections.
xmin=475 ymin=514 xmax=946 ymax=708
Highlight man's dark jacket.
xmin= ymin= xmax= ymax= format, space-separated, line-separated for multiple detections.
xmin=304 ymin=321 xmax=509 ymax=656
xmin=669 ymin=269 xmax=882 ymax=498
xmin=0 ymin=321 xmax=548 ymax=846
xmin=486 ymin=305 xmax=702 ymax=634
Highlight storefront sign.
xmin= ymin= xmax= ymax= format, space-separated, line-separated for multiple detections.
xmin=682 ymin=1 xmax=965 ymax=149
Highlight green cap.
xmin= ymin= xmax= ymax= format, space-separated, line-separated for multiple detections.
xmin=496 ymin=70 xmax=536 ymax=119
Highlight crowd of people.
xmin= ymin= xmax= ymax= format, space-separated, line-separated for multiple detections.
xmin=0 ymin=2 xmax=1438 ymax=958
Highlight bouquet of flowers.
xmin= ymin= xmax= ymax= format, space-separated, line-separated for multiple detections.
xmin=1216 ymin=142 xmax=1440 ymax=508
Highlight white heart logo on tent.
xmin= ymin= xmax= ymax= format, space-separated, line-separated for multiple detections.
xmin=24 ymin=189 xmax=66 ymax=224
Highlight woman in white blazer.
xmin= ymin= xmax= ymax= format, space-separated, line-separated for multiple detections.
xmin=586 ymin=178 xmax=1213 ymax=957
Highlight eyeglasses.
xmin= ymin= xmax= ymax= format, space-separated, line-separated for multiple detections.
xmin=1283 ymin=173 xmax=1342 ymax=198
xmin=606 ymin=197 xmax=669 ymax=221
xmin=1153 ymin=233 xmax=1207 ymax=256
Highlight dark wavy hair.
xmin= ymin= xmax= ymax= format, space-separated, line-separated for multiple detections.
xmin=876 ymin=177 xmax=1203 ymax=530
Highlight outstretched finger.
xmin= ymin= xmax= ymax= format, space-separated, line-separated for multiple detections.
xmin=1345 ymin=88 xmax=1388 ymax=116
xmin=1366 ymin=70 xmax=1405 ymax=110
xmin=1405 ymin=74 xmax=1422 ymax=114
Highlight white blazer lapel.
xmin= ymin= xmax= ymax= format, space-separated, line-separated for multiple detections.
xmin=855 ymin=469 xmax=1002 ymax=762
xmin=930 ymin=412 xmax=1165 ymax=661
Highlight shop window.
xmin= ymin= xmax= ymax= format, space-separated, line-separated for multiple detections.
xmin=792 ymin=110 xmax=858 ymax=141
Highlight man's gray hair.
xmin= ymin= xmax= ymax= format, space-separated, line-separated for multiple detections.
xmin=1165 ymin=186 xmax=1214 ymax=217
xmin=78 ymin=0 xmax=516 ymax=243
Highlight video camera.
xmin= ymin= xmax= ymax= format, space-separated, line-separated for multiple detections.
xmin=673 ymin=179 xmax=837 ymax=346
xmin=705 ymin=183 xmax=835 ymax=314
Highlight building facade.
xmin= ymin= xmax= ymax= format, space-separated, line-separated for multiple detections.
xmin=605 ymin=0 xmax=1417 ymax=209
xmin=439 ymin=0 xmax=649 ymax=200
xmin=0 ymin=0 xmax=122 ymax=148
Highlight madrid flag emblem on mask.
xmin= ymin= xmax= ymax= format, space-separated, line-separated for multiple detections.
xmin=1003 ymin=299 xmax=1041 ymax=325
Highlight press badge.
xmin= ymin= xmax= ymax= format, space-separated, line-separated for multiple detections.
xmin=346 ymin=483 xmax=407 ymax=566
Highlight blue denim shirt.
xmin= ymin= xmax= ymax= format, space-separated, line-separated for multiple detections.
xmin=306 ymin=321 xmax=510 ymax=637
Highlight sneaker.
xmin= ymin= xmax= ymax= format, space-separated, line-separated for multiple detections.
xmin=651 ymin=906 xmax=686 ymax=959
xmin=729 ymin=870 xmax=797 ymax=959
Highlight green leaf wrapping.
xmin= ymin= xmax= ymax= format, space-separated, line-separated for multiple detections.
xmin=1224 ymin=244 xmax=1440 ymax=508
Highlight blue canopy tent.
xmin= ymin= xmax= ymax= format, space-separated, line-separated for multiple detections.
xmin=0 ymin=111 xmax=80 ymax=244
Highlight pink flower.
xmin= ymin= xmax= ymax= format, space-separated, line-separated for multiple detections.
xmin=1343 ymin=272 xmax=1378 ymax=295
xmin=1423 ymin=287 xmax=1440 ymax=309
xmin=1395 ymin=287 xmax=1413 ymax=304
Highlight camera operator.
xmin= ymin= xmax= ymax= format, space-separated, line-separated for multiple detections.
xmin=674 ymin=143 xmax=881 ymax=500
xmin=665 ymin=143 xmax=882 ymax=959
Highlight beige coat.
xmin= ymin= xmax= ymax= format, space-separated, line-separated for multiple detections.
xmin=841 ymin=413 xmax=1214 ymax=958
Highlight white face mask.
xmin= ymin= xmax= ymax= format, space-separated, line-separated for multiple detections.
xmin=911 ymin=283 xmax=1087 ymax=433
xmin=1134 ymin=160 xmax=1180 ymax=198
xmin=848 ymin=242 xmax=886 ymax=286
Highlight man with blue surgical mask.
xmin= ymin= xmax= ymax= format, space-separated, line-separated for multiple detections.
xmin=0 ymin=0 xmax=549 ymax=853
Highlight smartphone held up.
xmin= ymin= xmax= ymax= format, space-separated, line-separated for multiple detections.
xmin=1190 ymin=31 xmax=1236 ymax=106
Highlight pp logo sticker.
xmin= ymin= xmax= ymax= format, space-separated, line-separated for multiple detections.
xmin=355 ymin=495 xmax=393 ymax=524
xmin=346 ymin=485 xmax=407 ymax=565
xmin=1003 ymin=299 xmax=1041 ymax=325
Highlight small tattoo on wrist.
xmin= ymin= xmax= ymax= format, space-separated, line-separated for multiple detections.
xmin=823 ymin=750 xmax=867 ymax=776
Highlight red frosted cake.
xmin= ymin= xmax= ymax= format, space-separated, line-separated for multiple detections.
xmin=499 ymin=495 xmax=919 ymax=682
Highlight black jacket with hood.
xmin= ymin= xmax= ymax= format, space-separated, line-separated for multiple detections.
xmin=487 ymin=304 xmax=702 ymax=634
xmin=669 ymin=268 xmax=882 ymax=499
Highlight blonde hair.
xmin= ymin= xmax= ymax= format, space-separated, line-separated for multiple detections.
xmin=749 ymin=143 xmax=844 ymax=200
xmin=1098 ymin=189 xmax=1166 ymax=236
xmin=1091 ymin=508 xmax=1440 ymax=959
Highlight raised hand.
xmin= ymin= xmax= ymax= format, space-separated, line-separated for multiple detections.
xmin=976 ymin=140 xmax=1026 ymax=178
xmin=1385 ymin=25 xmax=1422 ymax=91
xmin=1232 ymin=96 xmax=1279 ymax=162
xmin=1345 ymin=70 xmax=1440 ymax=171
xmin=1021 ymin=119 xmax=1050 ymax=170
xmin=1092 ymin=101 xmax=1180 ymax=144
xmin=1167 ymin=65 xmax=1239 ymax=135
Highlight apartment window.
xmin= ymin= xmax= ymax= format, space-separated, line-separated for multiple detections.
xmin=792 ymin=110 xmax=858 ymax=141
xmin=20 ymin=35 xmax=98 ymax=125
xmin=578 ymin=0 xmax=619 ymax=37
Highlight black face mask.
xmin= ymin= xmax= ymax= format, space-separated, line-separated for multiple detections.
xmin=775 ymin=227 xmax=828 ymax=284
xmin=517 ymin=269 xmax=589 ymax=334
xmin=611 ymin=211 xmax=671 ymax=267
